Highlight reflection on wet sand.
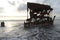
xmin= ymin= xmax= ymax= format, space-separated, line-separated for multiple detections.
xmin=0 ymin=19 xmax=60 ymax=40
xmin=0 ymin=21 xmax=25 ymax=37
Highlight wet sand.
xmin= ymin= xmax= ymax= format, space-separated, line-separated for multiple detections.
xmin=0 ymin=19 xmax=60 ymax=40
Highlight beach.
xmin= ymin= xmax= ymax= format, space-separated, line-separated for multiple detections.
xmin=0 ymin=19 xmax=60 ymax=40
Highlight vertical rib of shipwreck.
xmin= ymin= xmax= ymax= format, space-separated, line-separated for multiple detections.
xmin=24 ymin=2 xmax=56 ymax=28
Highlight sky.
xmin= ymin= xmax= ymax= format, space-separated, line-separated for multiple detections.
xmin=0 ymin=0 xmax=60 ymax=20
xmin=0 ymin=0 xmax=44 ymax=16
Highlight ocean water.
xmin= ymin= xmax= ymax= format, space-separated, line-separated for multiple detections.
xmin=0 ymin=19 xmax=60 ymax=40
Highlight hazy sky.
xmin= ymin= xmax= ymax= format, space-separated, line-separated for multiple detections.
xmin=0 ymin=0 xmax=44 ymax=16
xmin=0 ymin=0 xmax=60 ymax=19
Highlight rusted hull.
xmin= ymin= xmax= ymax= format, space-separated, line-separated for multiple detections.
xmin=24 ymin=2 xmax=56 ymax=28
xmin=24 ymin=20 xmax=53 ymax=28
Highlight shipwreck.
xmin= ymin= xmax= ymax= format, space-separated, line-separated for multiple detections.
xmin=24 ymin=2 xmax=56 ymax=28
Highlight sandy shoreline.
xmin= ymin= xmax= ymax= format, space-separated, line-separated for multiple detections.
xmin=0 ymin=19 xmax=59 ymax=40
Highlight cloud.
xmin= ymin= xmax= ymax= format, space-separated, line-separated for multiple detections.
xmin=43 ymin=0 xmax=60 ymax=13
xmin=8 ymin=1 xmax=16 ymax=6
xmin=0 ymin=7 xmax=4 ymax=13
xmin=17 ymin=4 xmax=27 ymax=11
xmin=36 ymin=0 xmax=44 ymax=3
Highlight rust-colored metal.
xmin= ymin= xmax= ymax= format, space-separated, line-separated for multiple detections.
xmin=24 ymin=2 xmax=56 ymax=28
xmin=27 ymin=2 xmax=53 ymax=12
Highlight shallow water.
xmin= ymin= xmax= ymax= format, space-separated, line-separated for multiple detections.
xmin=0 ymin=19 xmax=60 ymax=40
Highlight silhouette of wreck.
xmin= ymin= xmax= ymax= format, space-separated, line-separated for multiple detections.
xmin=24 ymin=2 xmax=56 ymax=28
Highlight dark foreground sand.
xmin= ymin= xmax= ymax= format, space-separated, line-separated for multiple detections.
xmin=0 ymin=19 xmax=60 ymax=40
